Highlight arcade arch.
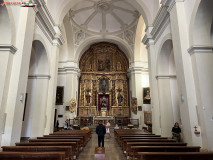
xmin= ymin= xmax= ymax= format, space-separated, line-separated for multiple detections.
xmin=21 ymin=40 xmax=50 ymax=138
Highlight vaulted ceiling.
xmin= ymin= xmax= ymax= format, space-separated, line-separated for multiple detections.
xmin=69 ymin=0 xmax=139 ymax=34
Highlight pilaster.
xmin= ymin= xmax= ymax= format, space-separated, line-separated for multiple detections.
xmin=169 ymin=0 xmax=202 ymax=146
xmin=1 ymin=7 xmax=36 ymax=146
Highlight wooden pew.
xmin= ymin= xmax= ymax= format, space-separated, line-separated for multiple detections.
xmin=38 ymin=136 xmax=86 ymax=147
xmin=0 ymin=152 xmax=65 ymax=160
xmin=118 ymin=137 xmax=168 ymax=146
xmin=1 ymin=146 xmax=72 ymax=160
xmin=15 ymin=142 xmax=78 ymax=158
xmin=130 ymin=146 xmax=200 ymax=159
xmin=29 ymin=138 xmax=82 ymax=151
xmin=125 ymin=142 xmax=187 ymax=155
xmin=138 ymin=152 xmax=213 ymax=160
xmin=51 ymin=131 xmax=91 ymax=143
xmin=117 ymin=134 xmax=161 ymax=143
xmin=122 ymin=139 xmax=176 ymax=151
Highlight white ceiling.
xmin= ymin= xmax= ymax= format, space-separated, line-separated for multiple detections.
xmin=69 ymin=0 xmax=139 ymax=34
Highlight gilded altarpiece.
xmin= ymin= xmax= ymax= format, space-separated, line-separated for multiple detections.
xmin=78 ymin=43 xmax=130 ymax=117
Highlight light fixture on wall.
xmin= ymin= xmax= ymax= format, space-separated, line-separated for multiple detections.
xmin=180 ymin=94 xmax=184 ymax=103
xmin=19 ymin=93 xmax=24 ymax=102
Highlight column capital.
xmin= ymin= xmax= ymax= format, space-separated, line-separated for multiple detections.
xmin=167 ymin=0 xmax=185 ymax=13
xmin=0 ymin=45 xmax=17 ymax=54
xmin=128 ymin=62 xmax=147 ymax=75
xmin=142 ymin=34 xmax=155 ymax=49
xmin=188 ymin=45 xmax=213 ymax=55
xmin=58 ymin=61 xmax=81 ymax=77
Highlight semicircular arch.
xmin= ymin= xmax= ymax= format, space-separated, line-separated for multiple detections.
xmin=76 ymin=36 xmax=133 ymax=64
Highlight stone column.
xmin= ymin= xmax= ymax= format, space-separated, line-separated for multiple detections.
xmin=1 ymin=8 xmax=36 ymax=146
xmin=0 ymin=45 xmax=17 ymax=145
xmin=189 ymin=46 xmax=213 ymax=150
xmin=169 ymin=0 xmax=202 ymax=146
xmin=128 ymin=62 xmax=143 ymax=128
xmin=143 ymin=32 xmax=161 ymax=135
xmin=63 ymin=62 xmax=80 ymax=119
xmin=44 ymin=44 xmax=60 ymax=135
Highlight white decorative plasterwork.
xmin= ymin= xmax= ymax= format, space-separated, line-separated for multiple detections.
xmin=34 ymin=0 xmax=64 ymax=46
xmin=188 ymin=45 xmax=213 ymax=55
xmin=128 ymin=62 xmax=148 ymax=77
xmin=0 ymin=45 xmax=17 ymax=54
xmin=75 ymin=30 xmax=86 ymax=45
xmin=58 ymin=61 xmax=81 ymax=77
xmin=142 ymin=0 xmax=177 ymax=47
xmin=69 ymin=0 xmax=139 ymax=35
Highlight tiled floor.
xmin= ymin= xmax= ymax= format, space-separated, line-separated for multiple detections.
xmin=78 ymin=131 xmax=126 ymax=160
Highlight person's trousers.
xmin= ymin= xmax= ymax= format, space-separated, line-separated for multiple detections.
xmin=98 ymin=136 xmax=104 ymax=147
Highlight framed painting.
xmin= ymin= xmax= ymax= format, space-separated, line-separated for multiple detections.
xmin=143 ymin=87 xmax=151 ymax=104
xmin=138 ymin=106 xmax=142 ymax=111
xmin=55 ymin=86 xmax=64 ymax=105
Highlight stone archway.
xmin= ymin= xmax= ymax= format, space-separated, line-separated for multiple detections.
xmin=21 ymin=40 xmax=50 ymax=138
xmin=189 ymin=0 xmax=213 ymax=150
xmin=156 ymin=39 xmax=180 ymax=137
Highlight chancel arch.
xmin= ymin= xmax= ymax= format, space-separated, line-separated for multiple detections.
xmin=21 ymin=40 xmax=50 ymax=138
xmin=78 ymin=42 xmax=130 ymax=119
xmin=156 ymin=39 xmax=180 ymax=137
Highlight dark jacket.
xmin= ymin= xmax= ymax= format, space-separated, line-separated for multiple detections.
xmin=96 ymin=124 xmax=106 ymax=136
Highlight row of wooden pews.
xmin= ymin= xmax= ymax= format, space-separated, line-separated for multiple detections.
xmin=0 ymin=129 xmax=92 ymax=160
xmin=115 ymin=129 xmax=213 ymax=160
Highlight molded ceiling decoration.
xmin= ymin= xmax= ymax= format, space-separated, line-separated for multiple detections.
xmin=69 ymin=0 xmax=139 ymax=35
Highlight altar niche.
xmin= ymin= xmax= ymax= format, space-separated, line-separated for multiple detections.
xmin=78 ymin=42 xmax=130 ymax=117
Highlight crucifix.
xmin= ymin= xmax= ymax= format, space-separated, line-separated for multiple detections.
xmin=194 ymin=126 xmax=198 ymax=132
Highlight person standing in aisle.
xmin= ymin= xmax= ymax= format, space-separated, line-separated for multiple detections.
xmin=96 ymin=120 xmax=106 ymax=147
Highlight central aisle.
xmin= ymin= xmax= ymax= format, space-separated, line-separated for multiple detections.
xmin=78 ymin=129 xmax=126 ymax=160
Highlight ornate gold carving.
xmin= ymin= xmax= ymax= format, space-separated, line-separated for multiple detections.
xmin=79 ymin=42 xmax=130 ymax=117
xmin=131 ymin=97 xmax=137 ymax=114
xmin=69 ymin=98 xmax=77 ymax=113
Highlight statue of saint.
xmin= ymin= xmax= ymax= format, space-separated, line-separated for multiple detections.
xmin=101 ymin=97 xmax=107 ymax=109
xmin=117 ymin=92 xmax=123 ymax=106
xmin=117 ymin=61 xmax=122 ymax=71
xmin=85 ymin=90 xmax=91 ymax=105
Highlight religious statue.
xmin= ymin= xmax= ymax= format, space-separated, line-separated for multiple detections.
xmin=98 ymin=60 xmax=104 ymax=71
xmin=117 ymin=93 xmax=123 ymax=106
xmin=117 ymin=88 xmax=123 ymax=106
xmin=85 ymin=89 xmax=91 ymax=105
xmin=131 ymin=97 xmax=137 ymax=114
xmin=101 ymin=99 xmax=107 ymax=109
xmin=101 ymin=96 xmax=108 ymax=110
xmin=69 ymin=98 xmax=76 ymax=113
xmin=116 ymin=61 xmax=122 ymax=71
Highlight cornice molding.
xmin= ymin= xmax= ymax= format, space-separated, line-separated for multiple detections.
xmin=28 ymin=74 xmax=51 ymax=79
xmin=128 ymin=62 xmax=148 ymax=74
xmin=156 ymin=75 xmax=176 ymax=79
xmin=0 ymin=45 xmax=17 ymax=54
xmin=58 ymin=61 xmax=81 ymax=77
xmin=143 ymin=0 xmax=186 ymax=48
xmin=142 ymin=2 xmax=170 ymax=46
xmin=167 ymin=0 xmax=185 ymax=13
xmin=34 ymin=0 xmax=64 ymax=46
xmin=188 ymin=45 xmax=213 ymax=55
